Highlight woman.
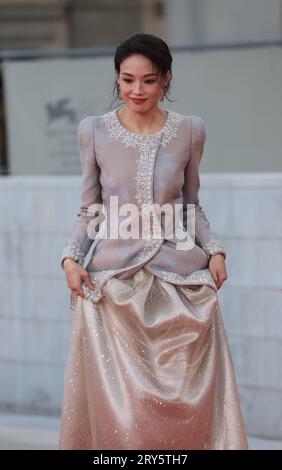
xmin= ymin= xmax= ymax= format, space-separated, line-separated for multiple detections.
xmin=58 ymin=33 xmax=248 ymax=450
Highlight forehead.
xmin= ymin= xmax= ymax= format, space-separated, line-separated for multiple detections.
xmin=120 ymin=54 xmax=159 ymax=76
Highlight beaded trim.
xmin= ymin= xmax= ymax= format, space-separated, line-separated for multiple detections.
xmin=103 ymin=109 xmax=184 ymax=262
xmin=61 ymin=243 xmax=85 ymax=267
xmin=201 ymin=240 xmax=226 ymax=258
xmin=70 ymin=269 xmax=117 ymax=309
xmin=103 ymin=108 xmax=183 ymax=150
xmin=135 ymin=143 xmax=163 ymax=262
xmin=73 ymin=268 xmax=218 ymax=308
xmin=69 ymin=266 xmax=218 ymax=309
xmin=161 ymin=269 xmax=217 ymax=291
xmin=82 ymin=269 xmax=117 ymax=302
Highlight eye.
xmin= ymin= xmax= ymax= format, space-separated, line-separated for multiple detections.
xmin=122 ymin=79 xmax=156 ymax=84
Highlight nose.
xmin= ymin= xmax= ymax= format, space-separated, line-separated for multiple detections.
xmin=133 ymin=81 xmax=144 ymax=94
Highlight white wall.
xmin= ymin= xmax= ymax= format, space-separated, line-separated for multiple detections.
xmin=0 ymin=174 xmax=281 ymax=439
xmin=3 ymin=45 xmax=282 ymax=174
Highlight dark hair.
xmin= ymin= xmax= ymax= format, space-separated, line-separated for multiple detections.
xmin=109 ymin=32 xmax=175 ymax=109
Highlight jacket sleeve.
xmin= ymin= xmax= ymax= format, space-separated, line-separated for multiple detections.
xmin=182 ymin=115 xmax=226 ymax=261
xmin=60 ymin=116 xmax=103 ymax=269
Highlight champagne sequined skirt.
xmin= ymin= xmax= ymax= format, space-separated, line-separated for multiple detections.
xmin=58 ymin=268 xmax=248 ymax=450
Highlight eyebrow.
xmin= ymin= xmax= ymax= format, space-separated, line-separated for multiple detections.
xmin=120 ymin=73 xmax=158 ymax=77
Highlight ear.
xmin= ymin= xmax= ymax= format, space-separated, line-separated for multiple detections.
xmin=165 ymin=70 xmax=171 ymax=83
xmin=161 ymin=70 xmax=171 ymax=88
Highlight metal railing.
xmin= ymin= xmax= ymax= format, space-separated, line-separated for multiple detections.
xmin=0 ymin=38 xmax=282 ymax=63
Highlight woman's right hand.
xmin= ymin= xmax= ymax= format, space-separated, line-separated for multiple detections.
xmin=62 ymin=258 xmax=96 ymax=298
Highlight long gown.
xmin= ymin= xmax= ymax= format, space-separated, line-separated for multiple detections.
xmin=58 ymin=108 xmax=249 ymax=450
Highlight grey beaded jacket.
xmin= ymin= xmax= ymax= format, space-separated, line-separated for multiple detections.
xmin=60 ymin=108 xmax=226 ymax=304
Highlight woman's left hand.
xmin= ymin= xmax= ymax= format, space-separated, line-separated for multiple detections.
xmin=208 ymin=253 xmax=228 ymax=289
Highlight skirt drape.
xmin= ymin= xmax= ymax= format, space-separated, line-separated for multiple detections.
xmin=58 ymin=267 xmax=248 ymax=450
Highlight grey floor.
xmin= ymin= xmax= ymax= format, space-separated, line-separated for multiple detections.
xmin=0 ymin=412 xmax=281 ymax=450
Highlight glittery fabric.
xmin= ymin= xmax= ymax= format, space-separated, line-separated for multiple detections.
xmin=58 ymin=268 xmax=248 ymax=450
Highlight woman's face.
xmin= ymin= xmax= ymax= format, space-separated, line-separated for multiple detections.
xmin=116 ymin=54 xmax=170 ymax=112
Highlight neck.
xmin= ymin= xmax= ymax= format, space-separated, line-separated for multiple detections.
xmin=119 ymin=106 xmax=166 ymax=134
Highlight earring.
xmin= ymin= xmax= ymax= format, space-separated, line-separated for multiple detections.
xmin=160 ymin=87 xmax=166 ymax=102
xmin=117 ymin=83 xmax=123 ymax=101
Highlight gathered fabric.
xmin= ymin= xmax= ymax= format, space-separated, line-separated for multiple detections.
xmin=58 ymin=267 xmax=248 ymax=450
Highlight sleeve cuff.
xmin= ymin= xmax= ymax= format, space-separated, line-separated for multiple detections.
xmin=60 ymin=244 xmax=86 ymax=269
xmin=201 ymin=240 xmax=226 ymax=260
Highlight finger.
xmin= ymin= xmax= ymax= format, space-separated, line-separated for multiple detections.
xmin=218 ymin=271 xmax=227 ymax=284
xmin=214 ymin=271 xmax=221 ymax=289
xmin=82 ymin=273 xmax=95 ymax=290
xmin=211 ymin=273 xmax=220 ymax=289
xmin=78 ymin=285 xmax=85 ymax=298
xmin=209 ymin=267 xmax=219 ymax=285
xmin=72 ymin=284 xmax=84 ymax=298
xmin=218 ymin=270 xmax=228 ymax=288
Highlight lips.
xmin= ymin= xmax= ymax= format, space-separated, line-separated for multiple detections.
xmin=130 ymin=98 xmax=147 ymax=104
